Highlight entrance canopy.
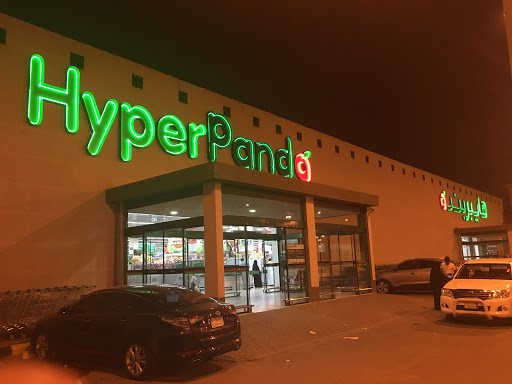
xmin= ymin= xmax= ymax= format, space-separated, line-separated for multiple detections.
xmin=106 ymin=162 xmax=379 ymax=209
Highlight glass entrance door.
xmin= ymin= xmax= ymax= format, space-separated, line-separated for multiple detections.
xmin=316 ymin=230 xmax=372 ymax=296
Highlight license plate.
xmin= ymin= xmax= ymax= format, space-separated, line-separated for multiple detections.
xmin=211 ymin=316 xmax=224 ymax=328
xmin=464 ymin=302 xmax=477 ymax=309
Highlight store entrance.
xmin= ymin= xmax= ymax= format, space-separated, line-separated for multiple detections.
xmin=316 ymin=228 xmax=372 ymax=296
xmin=223 ymin=226 xmax=307 ymax=312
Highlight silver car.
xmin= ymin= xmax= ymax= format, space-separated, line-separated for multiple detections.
xmin=376 ymin=258 xmax=444 ymax=294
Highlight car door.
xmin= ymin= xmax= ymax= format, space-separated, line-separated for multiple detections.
xmin=92 ymin=292 xmax=158 ymax=357
xmin=65 ymin=293 xmax=109 ymax=354
xmin=415 ymin=260 xmax=436 ymax=289
xmin=392 ymin=260 xmax=422 ymax=289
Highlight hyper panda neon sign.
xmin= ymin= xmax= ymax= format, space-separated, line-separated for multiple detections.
xmin=26 ymin=54 xmax=312 ymax=182
xmin=439 ymin=190 xmax=488 ymax=222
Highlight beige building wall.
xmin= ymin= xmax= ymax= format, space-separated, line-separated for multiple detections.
xmin=0 ymin=14 xmax=504 ymax=291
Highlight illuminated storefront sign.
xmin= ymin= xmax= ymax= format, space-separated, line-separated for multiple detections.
xmin=27 ymin=54 xmax=312 ymax=182
xmin=439 ymin=190 xmax=488 ymax=222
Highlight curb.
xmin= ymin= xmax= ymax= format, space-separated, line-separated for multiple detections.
xmin=0 ymin=342 xmax=30 ymax=359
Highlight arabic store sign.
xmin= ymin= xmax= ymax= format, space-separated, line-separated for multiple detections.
xmin=439 ymin=191 xmax=488 ymax=222
xmin=26 ymin=54 xmax=312 ymax=182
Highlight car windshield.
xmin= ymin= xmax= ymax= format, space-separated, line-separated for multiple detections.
xmin=456 ymin=263 xmax=512 ymax=280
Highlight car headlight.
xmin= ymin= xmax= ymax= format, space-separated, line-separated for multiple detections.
xmin=492 ymin=290 xmax=510 ymax=299
xmin=441 ymin=288 xmax=454 ymax=298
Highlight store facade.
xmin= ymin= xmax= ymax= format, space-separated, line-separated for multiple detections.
xmin=0 ymin=14 xmax=507 ymax=311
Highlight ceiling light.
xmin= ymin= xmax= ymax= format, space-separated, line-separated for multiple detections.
xmin=246 ymin=204 xmax=250 ymax=207
xmin=345 ymin=219 xmax=348 ymax=222
xmin=249 ymin=209 xmax=256 ymax=213
xmin=286 ymin=215 xmax=292 ymax=219
xmin=317 ymin=211 xmax=322 ymax=215
xmin=170 ymin=211 xmax=178 ymax=215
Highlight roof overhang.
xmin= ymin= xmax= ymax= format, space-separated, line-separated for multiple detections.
xmin=106 ymin=162 xmax=379 ymax=208
xmin=454 ymin=224 xmax=512 ymax=234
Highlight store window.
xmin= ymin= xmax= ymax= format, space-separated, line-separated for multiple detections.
xmin=184 ymin=226 xmax=205 ymax=268
xmin=460 ymin=232 xmax=510 ymax=260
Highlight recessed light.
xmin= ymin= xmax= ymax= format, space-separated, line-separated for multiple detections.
xmin=246 ymin=204 xmax=250 ymax=207
xmin=345 ymin=218 xmax=348 ymax=222
xmin=317 ymin=211 xmax=322 ymax=215
xmin=170 ymin=211 xmax=178 ymax=215
xmin=249 ymin=209 xmax=256 ymax=213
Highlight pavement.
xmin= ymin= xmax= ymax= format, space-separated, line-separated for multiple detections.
xmin=0 ymin=293 xmax=432 ymax=363
xmin=233 ymin=292 xmax=433 ymax=363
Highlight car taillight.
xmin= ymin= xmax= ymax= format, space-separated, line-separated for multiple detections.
xmin=158 ymin=314 xmax=190 ymax=328
xmin=188 ymin=315 xmax=204 ymax=325
xmin=228 ymin=305 xmax=237 ymax=315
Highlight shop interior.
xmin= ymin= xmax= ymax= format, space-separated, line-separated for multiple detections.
xmin=124 ymin=189 xmax=370 ymax=312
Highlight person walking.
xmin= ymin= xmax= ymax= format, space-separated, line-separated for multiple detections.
xmin=252 ymin=260 xmax=263 ymax=288
xmin=429 ymin=261 xmax=445 ymax=310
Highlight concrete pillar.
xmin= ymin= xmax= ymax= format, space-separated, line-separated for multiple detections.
xmin=114 ymin=201 xmax=126 ymax=286
xmin=203 ymin=181 xmax=225 ymax=301
xmin=303 ymin=195 xmax=320 ymax=301
xmin=366 ymin=209 xmax=377 ymax=292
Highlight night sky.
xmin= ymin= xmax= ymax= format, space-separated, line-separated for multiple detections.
xmin=2 ymin=1 xmax=512 ymax=201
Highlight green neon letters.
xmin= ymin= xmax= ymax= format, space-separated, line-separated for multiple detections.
xmin=276 ymin=137 xmax=294 ymax=178
xmin=232 ymin=137 xmax=256 ymax=169
xmin=255 ymin=142 xmax=275 ymax=173
xmin=157 ymin=115 xmax=187 ymax=155
xmin=439 ymin=190 xmax=488 ymax=222
xmin=120 ymin=103 xmax=155 ymax=162
xmin=207 ymin=112 xmax=233 ymax=161
xmin=188 ymin=123 xmax=206 ymax=159
xmin=82 ymin=92 xmax=118 ymax=155
xmin=25 ymin=54 xmax=313 ymax=182
xmin=28 ymin=54 xmax=80 ymax=133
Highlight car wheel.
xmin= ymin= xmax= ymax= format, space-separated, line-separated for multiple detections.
xmin=32 ymin=331 xmax=52 ymax=360
xmin=376 ymin=280 xmax=393 ymax=294
xmin=124 ymin=343 xmax=153 ymax=380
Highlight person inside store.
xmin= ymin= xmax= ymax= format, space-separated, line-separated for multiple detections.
xmin=440 ymin=256 xmax=458 ymax=279
xmin=429 ymin=261 xmax=446 ymax=310
xmin=252 ymin=260 xmax=263 ymax=288
xmin=190 ymin=275 xmax=198 ymax=291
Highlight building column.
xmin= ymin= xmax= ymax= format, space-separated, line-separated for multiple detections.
xmin=303 ymin=195 xmax=320 ymax=301
xmin=203 ymin=181 xmax=225 ymax=301
xmin=366 ymin=209 xmax=377 ymax=292
xmin=114 ymin=201 xmax=126 ymax=286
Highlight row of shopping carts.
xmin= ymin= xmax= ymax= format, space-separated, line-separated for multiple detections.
xmin=0 ymin=285 xmax=95 ymax=342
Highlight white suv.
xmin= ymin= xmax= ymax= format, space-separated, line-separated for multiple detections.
xmin=441 ymin=258 xmax=512 ymax=321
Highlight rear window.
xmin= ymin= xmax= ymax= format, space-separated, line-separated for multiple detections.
xmin=165 ymin=290 xmax=213 ymax=304
xmin=125 ymin=288 xmax=213 ymax=305
xmin=456 ymin=263 xmax=512 ymax=280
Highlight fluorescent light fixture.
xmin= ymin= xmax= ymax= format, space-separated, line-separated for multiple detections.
xmin=170 ymin=211 xmax=178 ymax=215
xmin=249 ymin=209 xmax=256 ymax=213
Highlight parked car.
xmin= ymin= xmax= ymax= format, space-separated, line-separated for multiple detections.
xmin=31 ymin=285 xmax=241 ymax=380
xmin=441 ymin=258 xmax=512 ymax=321
xmin=376 ymin=258 xmax=444 ymax=294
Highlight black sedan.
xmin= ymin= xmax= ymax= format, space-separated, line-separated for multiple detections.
xmin=30 ymin=285 xmax=242 ymax=380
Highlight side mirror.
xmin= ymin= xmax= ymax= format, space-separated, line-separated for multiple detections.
xmin=59 ymin=306 xmax=70 ymax=314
